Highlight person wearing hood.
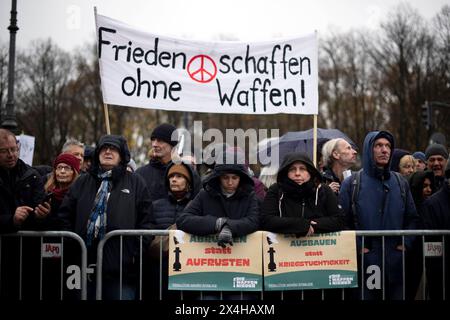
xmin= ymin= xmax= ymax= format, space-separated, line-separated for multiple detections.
xmin=176 ymin=149 xmax=259 ymax=300
xmin=261 ymin=152 xmax=345 ymax=236
xmin=421 ymin=160 xmax=450 ymax=300
xmin=404 ymin=170 xmax=435 ymax=300
xmin=339 ymin=131 xmax=419 ymax=300
xmin=57 ymin=134 xmax=155 ymax=300
xmin=176 ymin=149 xmax=259 ymax=246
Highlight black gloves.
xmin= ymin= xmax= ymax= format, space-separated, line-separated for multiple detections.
xmin=217 ymin=225 xmax=233 ymax=248
xmin=215 ymin=217 xmax=233 ymax=248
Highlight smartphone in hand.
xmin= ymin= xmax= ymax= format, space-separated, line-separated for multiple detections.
xmin=43 ymin=192 xmax=53 ymax=203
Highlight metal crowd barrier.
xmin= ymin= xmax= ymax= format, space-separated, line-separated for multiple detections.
xmin=96 ymin=229 xmax=450 ymax=301
xmin=0 ymin=231 xmax=88 ymax=300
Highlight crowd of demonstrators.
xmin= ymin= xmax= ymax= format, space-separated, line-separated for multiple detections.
xmin=425 ymin=143 xmax=449 ymax=190
xmin=321 ymin=138 xmax=358 ymax=194
xmin=421 ymin=160 xmax=450 ymax=300
xmin=57 ymin=134 xmax=156 ymax=300
xmin=339 ymin=131 xmax=419 ymax=300
xmin=1 ymin=122 xmax=449 ymax=301
xmin=136 ymin=123 xmax=178 ymax=201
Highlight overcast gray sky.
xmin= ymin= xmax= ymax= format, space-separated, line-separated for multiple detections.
xmin=0 ymin=0 xmax=448 ymax=51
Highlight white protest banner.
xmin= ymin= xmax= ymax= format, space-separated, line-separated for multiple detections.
xmin=95 ymin=13 xmax=318 ymax=115
xmin=17 ymin=134 xmax=35 ymax=166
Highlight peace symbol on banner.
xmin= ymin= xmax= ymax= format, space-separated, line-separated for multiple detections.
xmin=187 ymin=54 xmax=217 ymax=83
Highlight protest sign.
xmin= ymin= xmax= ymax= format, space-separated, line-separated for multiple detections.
xmin=263 ymin=231 xmax=358 ymax=290
xmin=168 ymin=230 xmax=263 ymax=291
xmin=17 ymin=134 xmax=35 ymax=166
xmin=96 ymin=13 xmax=318 ymax=115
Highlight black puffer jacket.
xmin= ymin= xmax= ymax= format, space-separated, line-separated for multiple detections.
xmin=136 ymin=159 xmax=172 ymax=202
xmin=261 ymin=152 xmax=345 ymax=236
xmin=57 ymin=135 xmax=155 ymax=276
xmin=176 ymin=160 xmax=260 ymax=236
xmin=152 ymin=162 xmax=200 ymax=229
xmin=0 ymin=159 xmax=45 ymax=233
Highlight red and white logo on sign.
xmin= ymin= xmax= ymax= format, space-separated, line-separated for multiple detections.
xmin=187 ymin=55 xmax=217 ymax=83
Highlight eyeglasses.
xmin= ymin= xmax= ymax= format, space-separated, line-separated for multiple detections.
xmin=56 ymin=165 xmax=73 ymax=172
xmin=0 ymin=147 xmax=19 ymax=155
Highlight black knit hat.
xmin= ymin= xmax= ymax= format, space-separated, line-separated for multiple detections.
xmin=425 ymin=144 xmax=449 ymax=160
xmin=151 ymin=123 xmax=178 ymax=147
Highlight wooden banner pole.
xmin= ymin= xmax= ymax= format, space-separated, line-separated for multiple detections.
xmin=103 ymin=103 xmax=111 ymax=134
xmin=313 ymin=114 xmax=318 ymax=167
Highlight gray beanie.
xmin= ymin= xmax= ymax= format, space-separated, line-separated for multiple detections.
xmin=425 ymin=144 xmax=449 ymax=160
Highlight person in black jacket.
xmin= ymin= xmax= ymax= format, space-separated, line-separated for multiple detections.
xmin=136 ymin=123 xmax=178 ymax=201
xmin=57 ymin=134 xmax=155 ymax=300
xmin=422 ymin=160 xmax=450 ymax=300
xmin=176 ymin=149 xmax=260 ymax=300
xmin=176 ymin=150 xmax=259 ymax=244
xmin=260 ymin=152 xmax=345 ymax=300
xmin=261 ymin=152 xmax=345 ymax=236
xmin=0 ymin=128 xmax=50 ymax=299
xmin=404 ymin=170 xmax=436 ymax=299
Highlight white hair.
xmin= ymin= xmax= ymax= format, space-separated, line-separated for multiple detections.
xmin=322 ymin=138 xmax=346 ymax=167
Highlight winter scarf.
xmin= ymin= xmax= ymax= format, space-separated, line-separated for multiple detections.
xmin=86 ymin=170 xmax=112 ymax=246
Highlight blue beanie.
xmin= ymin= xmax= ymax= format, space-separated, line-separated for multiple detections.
xmin=412 ymin=151 xmax=426 ymax=162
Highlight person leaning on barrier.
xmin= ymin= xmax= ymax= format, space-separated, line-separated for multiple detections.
xmin=421 ymin=160 xmax=450 ymax=300
xmin=261 ymin=152 xmax=345 ymax=237
xmin=57 ymin=134 xmax=156 ymax=300
xmin=260 ymin=151 xmax=346 ymax=300
xmin=338 ymin=130 xmax=419 ymax=300
xmin=176 ymin=149 xmax=259 ymax=300
xmin=176 ymin=149 xmax=259 ymax=247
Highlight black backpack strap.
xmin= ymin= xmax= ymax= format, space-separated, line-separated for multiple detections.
xmin=350 ymin=169 xmax=363 ymax=229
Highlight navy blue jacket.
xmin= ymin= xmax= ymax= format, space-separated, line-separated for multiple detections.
xmin=339 ymin=131 xmax=418 ymax=297
xmin=152 ymin=162 xmax=200 ymax=229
